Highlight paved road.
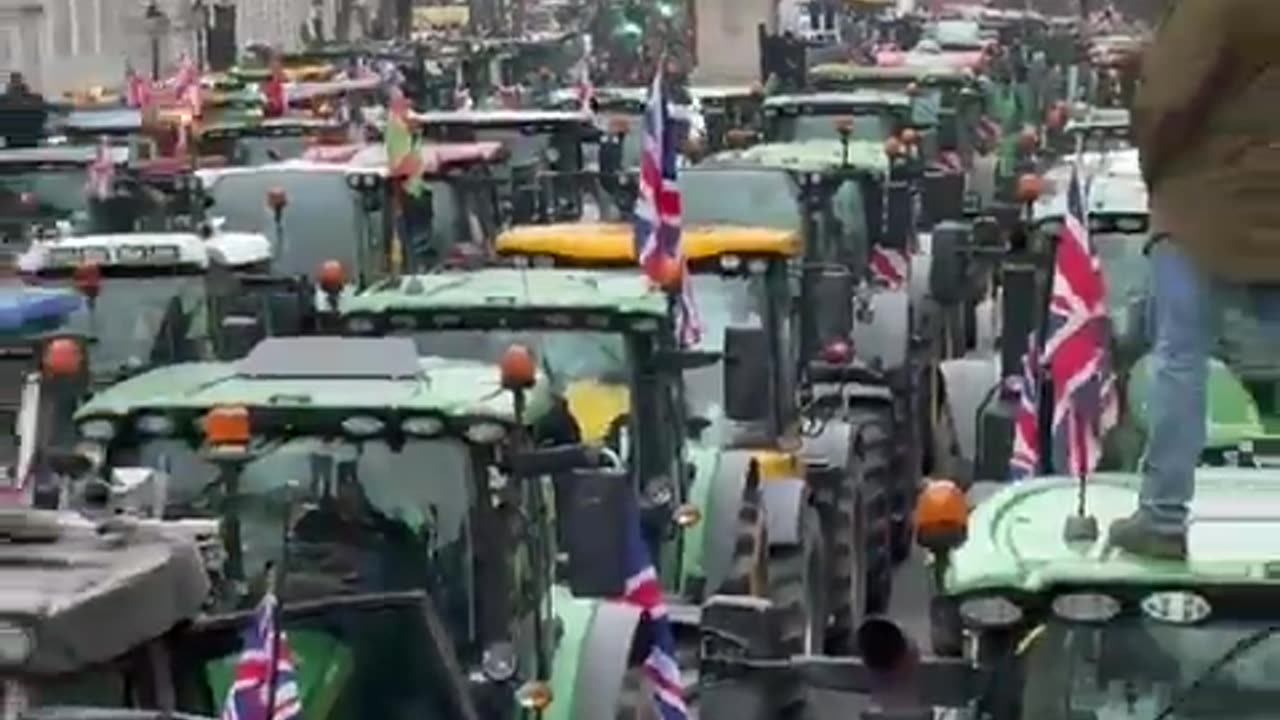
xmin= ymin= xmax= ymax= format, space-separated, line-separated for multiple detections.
xmin=808 ymin=552 xmax=932 ymax=719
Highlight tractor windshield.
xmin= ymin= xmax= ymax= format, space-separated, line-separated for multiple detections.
xmin=768 ymin=111 xmax=894 ymax=143
xmin=683 ymin=273 xmax=770 ymax=420
xmin=124 ymin=435 xmax=475 ymax=630
xmin=179 ymin=596 xmax=469 ymax=720
xmin=204 ymin=169 xmax=366 ymax=278
xmin=400 ymin=329 xmax=630 ymax=388
xmin=55 ymin=276 xmax=209 ymax=380
xmin=0 ymin=165 xmax=91 ymax=236
xmin=680 ymin=169 xmax=803 ymax=232
xmin=1022 ymin=618 xmax=1280 ymax=720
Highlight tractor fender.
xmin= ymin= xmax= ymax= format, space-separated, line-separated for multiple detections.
xmin=761 ymin=477 xmax=810 ymax=548
xmin=938 ymin=356 xmax=1002 ymax=463
xmin=800 ymin=418 xmax=855 ymax=471
xmin=701 ymin=449 xmax=766 ymax=595
xmin=852 ymin=287 xmax=910 ymax=373
xmin=548 ymin=587 xmax=644 ymax=720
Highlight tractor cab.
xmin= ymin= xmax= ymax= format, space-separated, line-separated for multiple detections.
xmin=0 ymin=285 xmax=84 ymax=499
xmin=548 ymin=86 xmax=701 ymax=169
xmin=199 ymin=142 xmax=505 ymax=292
xmin=71 ymin=335 xmax=626 ymax=720
xmin=197 ymin=116 xmax=351 ymax=166
xmin=806 ymin=64 xmax=986 ymax=167
xmin=692 ymin=86 xmax=765 ymax=154
xmin=761 ymin=91 xmax=913 ymax=146
xmin=412 ymin=109 xmax=599 ymax=224
xmin=336 ymin=268 xmax=711 ymax=607
xmin=1057 ymin=105 xmax=1133 ymax=157
xmin=17 ymin=230 xmax=282 ymax=386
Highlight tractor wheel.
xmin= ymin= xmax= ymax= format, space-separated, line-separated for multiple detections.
xmin=720 ymin=487 xmax=769 ymax=598
xmin=847 ymin=402 xmax=895 ymax=615
xmin=824 ymin=477 xmax=875 ymax=656
xmin=767 ymin=503 xmax=829 ymax=656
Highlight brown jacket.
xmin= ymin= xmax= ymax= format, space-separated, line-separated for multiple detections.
xmin=1136 ymin=0 xmax=1280 ymax=282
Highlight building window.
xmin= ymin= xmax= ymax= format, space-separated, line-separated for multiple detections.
xmin=74 ymin=0 xmax=96 ymax=55
xmin=52 ymin=0 xmax=74 ymax=56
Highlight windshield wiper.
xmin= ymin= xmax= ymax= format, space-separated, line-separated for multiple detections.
xmin=1152 ymin=624 xmax=1280 ymax=720
xmin=22 ymin=707 xmax=216 ymax=720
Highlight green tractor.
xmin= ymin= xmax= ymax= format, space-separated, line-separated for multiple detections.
xmin=0 ymin=505 xmax=486 ymax=719
xmin=493 ymin=223 xmax=880 ymax=661
xmin=335 ymin=267 xmax=724 ymax=612
xmin=695 ymin=471 xmax=1280 ymax=720
xmin=68 ymin=335 xmax=655 ymax=720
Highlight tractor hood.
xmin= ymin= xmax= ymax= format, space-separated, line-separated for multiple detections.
xmin=1127 ymin=353 xmax=1265 ymax=449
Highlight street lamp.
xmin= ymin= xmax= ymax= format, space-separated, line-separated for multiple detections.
xmin=144 ymin=1 xmax=169 ymax=81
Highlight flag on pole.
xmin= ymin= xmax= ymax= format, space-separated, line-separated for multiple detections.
xmin=220 ymin=592 xmax=304 ymax=720
xmin=1042 ymin=163 xmax=1118 ymax=476
xmin=869 ymin=246 xmax=909 ymax=289
xmin=1009 ymin=330 xmax=1042 ymax=480
xmin=384 ymin=87 xmax=425 ymax=198
xmin=633 ymin=64 xmax=700 ymax=346
xmin=264 ymin=58 xmax=287 ymax=118
xmin=85 ymin=138 xmax=114 ymax=200
xmin=125 ymin=66 xmax=152 ymax=108
xmin=618 ymin=500 xmax=688 ymax=720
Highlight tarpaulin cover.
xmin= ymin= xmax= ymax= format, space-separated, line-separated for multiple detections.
xmin=0 ymin=286 xmax=82 ymax=333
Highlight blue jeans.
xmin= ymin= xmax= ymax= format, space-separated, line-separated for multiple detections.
xmin=1141 ymin=239 xmax=1280 ymax=531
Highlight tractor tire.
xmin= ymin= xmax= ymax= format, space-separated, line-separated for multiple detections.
xmin=719 ymin=486 xmax=769 ymax=598
xmin=847 ymin=402 xmax=895 ymax=616
xmin=824 ymin=477 xmax=876 ymax=657
xmin=767 ymin=503 xmax=829 ymax=656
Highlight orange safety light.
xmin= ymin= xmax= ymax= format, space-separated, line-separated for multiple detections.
xmin=821 ymin=339 xmax=853 ymax=365
xmin=204 ymin=406 xmax=251 ymax=445
xmin=42 ymin=338 xmax=83 ymax=377
xmin=1016 ymin=174 xmax=1045 ymax=204
xmin=606 ymin=115 xmax=631 ymax=135
xmin=648 ymin=254 xmax=684 ymax=294
xmin=266 ymin=187 xmax=288 ymax=213
xmin=833 ymin=117 xmax=855 ymax=137
xmin=884 ymin=137 xmax=904 ymax=157
xmin=900 ymin=128 xmax=919 ymax=146
xmin=73 ymin=262 xmax=102 ymax=300
xmin=316 ymin=259 xmax=346 ymax=294
xmin=499 ymin=344 xmax=537 ymax=390
xmin=1017 ymin=127 xmax=1040 ymax=153
xmin=915 ymin=479 xmax=968 ymax=535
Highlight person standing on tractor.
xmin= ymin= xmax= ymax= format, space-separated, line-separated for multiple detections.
xmin=1110 ymin=0 xmax=1280 ymax=559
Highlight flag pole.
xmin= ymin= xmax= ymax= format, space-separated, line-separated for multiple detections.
xmin=263 ymin=480 xmax=299 ymax=720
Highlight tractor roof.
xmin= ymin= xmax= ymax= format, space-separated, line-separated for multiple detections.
xmin=0 ymin=509 xmax=209 ymax=674
xmin=75 ymin=336 xmax=546 ymax=423
xmin=0 ymin=286 xmax=81 ymax=334
xmin=701 ymin=139 xmax=889 ymax=175
xmin=495 ymin=222 xmax=800 ymax=263
xmin=809 ymin=62 xmax=973 ymax=84
xmin=341 ymin=268 xmax=669 ymax=318
xmin=949 ymin=472 xmax=1280 ymax=595
xmin=763 ymin=90 xmax=911 ymax=109
xmin=1033 ymin=151 xmax=1145 ymax=219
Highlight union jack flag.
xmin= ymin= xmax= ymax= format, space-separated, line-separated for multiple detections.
xmin=869 ymin=245 xmax=909 ymax=289
xmin=1042 ymin=164 xmax=1119 ymax=476
xmin=634 ymin=64 xmax=700 ymax=346
xmin=221 ymin=592 xmax=304 ymax=720
xmin=85 ymin=138 xmax=114 ymax=200
xmin=619 ymin=500 xmax=687 ymax=720
xmin=124 ymin=65 xmax=151 ymax=109
xmin=1009 ymin=330 xmax=1041 ymax=479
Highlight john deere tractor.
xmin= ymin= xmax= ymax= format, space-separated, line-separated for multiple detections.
xmin=68 ymin=335 xmax=656 ymax=720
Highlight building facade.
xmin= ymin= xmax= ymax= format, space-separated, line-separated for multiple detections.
xmin=0 ymin=0 xmax=336 ymax=96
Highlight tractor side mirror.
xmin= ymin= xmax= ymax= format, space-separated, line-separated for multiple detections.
xmin=921 ymin=169 xmax=964 ymax=225
xmin=217 ymin=315 xmax=264 ymax=361
xmin=927 ymin=222 xmax=970 ymax=306
xmin=722 ymin=327 xmax=772 ymax=423
xmin=808 ymin=266 xmax=855 ymax=352
xmin=557 ymin=467 xmax=633 ymax=598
